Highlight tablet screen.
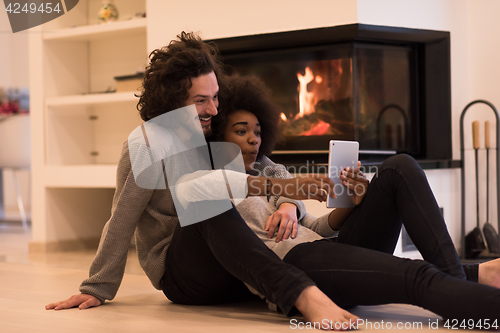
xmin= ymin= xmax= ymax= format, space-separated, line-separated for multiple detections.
xmin=327 ymin=140 xmax=359 ymax=208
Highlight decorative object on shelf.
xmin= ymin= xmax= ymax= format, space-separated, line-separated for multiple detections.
xmin=0 ymin=88 xmax=29 ymax=118
xmin=114 ymin=72 xmax=144 ymax=92
xmin=97 ymin=0 xmax=119 ymax=23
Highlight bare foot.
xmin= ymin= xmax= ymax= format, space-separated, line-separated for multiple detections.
xmin=479 ymin=258 xmax=500 ymax=289
xmin=294 ymin=286 xmax=360 ymax=331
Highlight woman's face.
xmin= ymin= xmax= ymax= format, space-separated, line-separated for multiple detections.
xmin=224 ymin=110 xmax=261 ymax=171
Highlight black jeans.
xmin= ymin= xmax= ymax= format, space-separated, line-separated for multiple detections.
xmin=283 ymin=154 xmax=500 ymax=320
xmin=162 ymin=205 xmax=314 ymax=315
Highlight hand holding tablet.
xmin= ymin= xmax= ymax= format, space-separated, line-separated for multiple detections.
xmin=327 ymin=140 xmax=360 ymax=208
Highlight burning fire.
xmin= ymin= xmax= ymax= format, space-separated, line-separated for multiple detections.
xmin=296 ymin=67 xmax=323 ymax=118
xmin=296 ymin=67 xmax=315 ymax=118
xmin=284 ymin=61 xmax=348 ymax=137
xmin=302 ymin=120 xmax=331 ymax=136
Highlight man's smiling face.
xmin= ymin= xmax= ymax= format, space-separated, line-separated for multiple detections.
xmin=185 ymin=71 xmax=219 ymax=137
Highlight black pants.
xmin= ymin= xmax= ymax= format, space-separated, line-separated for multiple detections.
xmin=161 ymin=205 xmax=314 ymax=315
xmin=283 ymin=154 xmax=499 ymax=320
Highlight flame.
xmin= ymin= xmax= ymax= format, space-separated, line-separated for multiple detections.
xmin=315 ymin=75 xmax=323 ymax=84
xmin=297 ymin=67 xmax=315 ymax=118
xmin=280 ymin=113 xmax=287 ymax=121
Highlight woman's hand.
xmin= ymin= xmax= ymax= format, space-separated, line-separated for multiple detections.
xmin=45 ymin=294 xmax=101 ymax=310
xmin=339 ymin=161 xmax=369 ymax=206
xmin=265 ymin=203 xmax=298 ymax=242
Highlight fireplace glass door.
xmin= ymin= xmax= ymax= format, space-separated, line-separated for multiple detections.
xmin=224 ymin=42 xmax=415 ymax=154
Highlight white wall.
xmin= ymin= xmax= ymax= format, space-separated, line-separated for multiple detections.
xmin=0 ymin=9 xmax=31 ymax=216
xmin=465 ymin=0 xmax=500 ymax=240
xmin=147 ymin=0 xmax=358 ymax=51
xmin=468 ymin=0 xmax=500 ymax=107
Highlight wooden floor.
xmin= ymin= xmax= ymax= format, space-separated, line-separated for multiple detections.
xmin=0 ymin=222 xmax=482 ymax=332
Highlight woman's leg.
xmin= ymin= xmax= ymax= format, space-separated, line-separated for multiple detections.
xmin=337 ymin=154 xmax=466 ymax=279
xmin=284 ymin=239 xmax=500 ymax=321
xmin=162 ymin=206 xmax=315 ymax=315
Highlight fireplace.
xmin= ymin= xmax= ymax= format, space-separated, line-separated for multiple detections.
xmin=210 ymin=24 xmax=452 ymax=165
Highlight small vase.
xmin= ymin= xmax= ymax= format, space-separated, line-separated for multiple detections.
xmin=97 ymin=1 xmax=119 ymax=23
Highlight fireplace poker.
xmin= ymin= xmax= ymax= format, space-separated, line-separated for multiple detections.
xmin=482 ymin=120 xmax=499 ymax=254
xmin=465 ymin=121 xmax=486 ymax=258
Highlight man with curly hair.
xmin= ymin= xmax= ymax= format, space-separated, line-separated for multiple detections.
xmin=45 ymin=32 xmax=358 ymax=328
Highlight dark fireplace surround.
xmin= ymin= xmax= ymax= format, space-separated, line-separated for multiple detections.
xmin=210 ymin=24 xmax=453 ymax=168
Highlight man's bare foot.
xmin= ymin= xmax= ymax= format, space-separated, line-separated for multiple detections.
xmin=479 ymin=258 xmax=500 ymax=289
xmin=294 ymin=286 xmax=360 ymax=331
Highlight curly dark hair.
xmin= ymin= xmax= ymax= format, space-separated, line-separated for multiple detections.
xmin=212 ymin=76 xmax=282 ymax=158
xmin=136 ymin=31 xmax=228 ymax=121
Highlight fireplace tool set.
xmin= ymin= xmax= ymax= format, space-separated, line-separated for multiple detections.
xmin=460 ymin=100 xmax=500 ymax=260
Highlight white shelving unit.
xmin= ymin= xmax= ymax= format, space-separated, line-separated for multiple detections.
xmin=29 ymin=0 xmax=147 ymax=251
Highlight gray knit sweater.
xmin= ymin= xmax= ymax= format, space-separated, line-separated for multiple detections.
xmin=80 ymin=142 xmax=177 ymax=303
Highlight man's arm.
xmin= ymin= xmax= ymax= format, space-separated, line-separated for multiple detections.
xmin=176 ymin=169 xmax=336 ymax=203
xmin=45 ymin=143 xmax=154 ymax=310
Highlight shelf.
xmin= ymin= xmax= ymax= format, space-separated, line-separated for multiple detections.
xmin=46 ymin=92 xmax=139 ymax=107
xmin=42 ymin=18 xmax=147 ymax=42
xmin=44 ymin=165 xmax=118 ymax=188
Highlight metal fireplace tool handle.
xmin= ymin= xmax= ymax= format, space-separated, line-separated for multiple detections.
xmin=482 ymin=121 xmax=499 ymax=254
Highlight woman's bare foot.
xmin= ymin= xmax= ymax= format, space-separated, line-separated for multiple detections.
xmin=294 ymin=286 xmax=360 ymax=331
xmin=479 ymin=258 xmax=500 ymax=289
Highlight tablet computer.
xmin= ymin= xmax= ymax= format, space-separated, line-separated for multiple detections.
xmin=326 ymin=140 xmax=359 ymax=208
